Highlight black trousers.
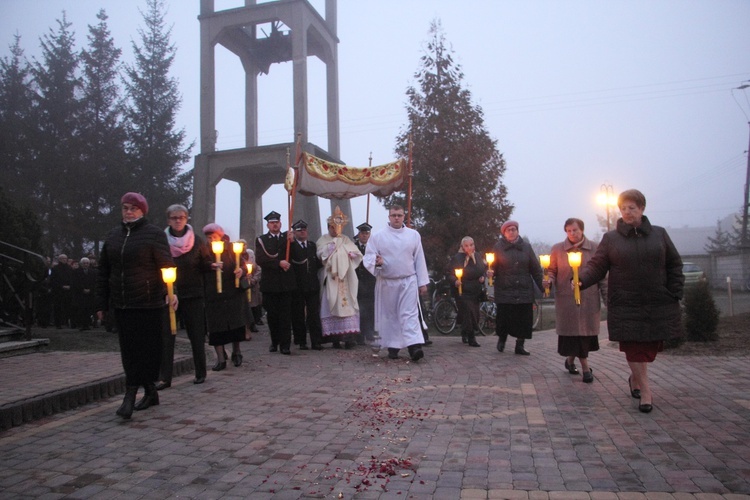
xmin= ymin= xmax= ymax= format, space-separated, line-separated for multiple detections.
xmin=263 ymin=291 xmax=292 ymax=350
xmin=358 ymin=295 xmax=375 ymax=341
xmin=291 ymin=289 xmax=323 ymax=346
xmin=159 ymin=297 xmax=207 ymax=383
xmin=116 ymin=308 xmax=165 ymax=387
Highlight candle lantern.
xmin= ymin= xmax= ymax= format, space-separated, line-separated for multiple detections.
xmin=369 ymin=330 xmax=381 ymax=356
xmin=211 ymin=240 xmax=224 ymax=294
xmin=232 ymin=241 xmax=244 ymax=288
xmin=567 ymin=251 xmax=582 ymax=305
xmin=539 ymin=254 xmax=551 ymax=297
xmin=485 ymin=252 xmax=495 ymax=286
xmin=454 ymin=268 xmax=464 ymax=295
xmin=245 ymin=263 xmax=253 ymax=301
xmin=161 ymin=267 xmax=177 ymax=335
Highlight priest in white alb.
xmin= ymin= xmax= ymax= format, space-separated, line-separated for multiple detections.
xmin=316 ymin=207 xmax=363 ymax=348
xmin=363 ymin=204 xmax=430 ymax=361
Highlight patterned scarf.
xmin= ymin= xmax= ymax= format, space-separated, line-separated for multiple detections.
xmin=166 ymin=224 xmax=195 ymax=257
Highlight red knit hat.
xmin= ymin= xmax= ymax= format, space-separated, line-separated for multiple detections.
xmin=121 ymin=192 xmax=149 ymax=215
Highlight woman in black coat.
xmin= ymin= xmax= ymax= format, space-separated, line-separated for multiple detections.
xmin=489 ymin=221 xmax=544 ymax=355
xmin=450 ymin=236 xmax=487 ymax=347
xmin=202 ymin=224 xmax=246 ymax=371
xmin=579 ymin=189 xmax=684 ymax=413
xmin=96 ymin=193 xmax=175 ymax=420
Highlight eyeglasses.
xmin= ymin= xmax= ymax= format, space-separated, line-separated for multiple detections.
xmin=169 ymin=216 xmax=188 ymax=221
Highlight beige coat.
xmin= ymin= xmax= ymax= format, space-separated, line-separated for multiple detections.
xmin=548 ymin=237 xmax=606 ymax=336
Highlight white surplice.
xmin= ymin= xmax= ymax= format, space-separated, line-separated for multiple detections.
xmin=363 ymin=224 xmax=429 ymax=349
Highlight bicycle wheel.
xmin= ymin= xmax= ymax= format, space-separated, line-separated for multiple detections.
xmin=478 ymin=301 xmax=496 ymax=336
xmin=433 ymin=299 xmax=457 ymax=334
xmin=532 ymin=299 xmax=541 ymax=330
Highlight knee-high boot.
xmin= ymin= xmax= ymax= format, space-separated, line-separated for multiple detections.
xmin=514 ymin=338 xmax=530 ymax=355
xmin=134 ymin=382 xmax=160 ymax=411
xmin=116 ymin=386 xmax=139 ymax=419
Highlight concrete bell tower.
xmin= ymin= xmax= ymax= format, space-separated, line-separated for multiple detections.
xmin=193 ymin=0 xmax=351 ymax=241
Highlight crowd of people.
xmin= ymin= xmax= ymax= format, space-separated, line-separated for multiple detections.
xmin=40 ymin=188 xmax=684 ymax=419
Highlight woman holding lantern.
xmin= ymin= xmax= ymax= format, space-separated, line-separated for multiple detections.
xmin=489 ymin=220 xmax=544 ymax=355
xmin=202 ymin=224 xmax=247 ymax=371
xmin=450 ymin=236 xmax=488 ymax=347
xmin=156 ymin=204 xmax=214 ymax=388
xmin=578 ymin=189 xmax=684 ymax=413
xmin=546 ymin=218 xmax=606 ymax=383
xmin=96 ymin=192 xmax=176 ymax=420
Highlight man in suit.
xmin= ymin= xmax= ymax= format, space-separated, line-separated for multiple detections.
xmin=289 ymin=220 xmax=324 ymax=350
xmin=255 ymin=211 xmax=297 ymax=355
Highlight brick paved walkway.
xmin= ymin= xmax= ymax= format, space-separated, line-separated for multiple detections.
xmin=1 ymin=324 xmax=749 ymax=499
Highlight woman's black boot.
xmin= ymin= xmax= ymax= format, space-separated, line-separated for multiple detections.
xmin=134 ymin=382 xmax=160 ymax=411
xmin=116 ymin=386 xmax=139 ymax=419
xmin=514 ymin=339 xmax=530 ymax=355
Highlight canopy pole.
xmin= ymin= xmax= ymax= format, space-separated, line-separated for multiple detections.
xmin=406 ymin=135 xmax=414 ymax=228
xmin=366 ymin=151 xmax=372 ymax=223
xmin=286 ymin=134 xmax=302 ymax=261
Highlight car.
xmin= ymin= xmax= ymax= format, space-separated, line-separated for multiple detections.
xmin=683 ymin=262 xmax=706 ymax=286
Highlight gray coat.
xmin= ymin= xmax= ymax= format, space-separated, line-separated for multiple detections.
xmin=579 ymin=216 xmax=684 ymax=343
xmin=548 ymin=236 xmax=606 ymax=337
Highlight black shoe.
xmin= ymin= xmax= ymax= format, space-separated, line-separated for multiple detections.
xmin=344 ymin=341 xmax=356 ymax=349
xmin=250 ymin=325 xmax=259 ymax=332
xmin=462 ymin=334 xmax=468 ymax=344
xmin=628 ymin=376 xmax=641 ymax=399
xmin=565 ymin=359 xmax=579 ymax=375
xmin=299 ymin=344 xmax=309 ymax=350
xmin=496 ymin=338 xmax=505 ymax=352
xmin=193 ymin=376 xmax=205 ymax=384
xmin=582 ymin=369 xmax=594 ymax=383
xmin=256 ymin=320 xmax=264 ymax=325
xmin=154 ymin=381 xmax=171 ymax=391
xmin=387 ymin=348 xmax=399 ymax=359
xmin=638 ymin=403 xmax=653 ymax=413
xmin=468 ymin=340 xmax=480 ymax=347
xmin=423 ymin=339 xmax=433 ymax=346
xmin=311 ymin=344 xmax=324 ymax=350
xmin=116 ymin=386 xmax=138 ymax=419
xmin=231 ymin=352 xmax=242 ymax=367
xmin=134 ymin=384 xmax=159 ymax=411
xmin=514 ymin=347 xmax=530 ymax=355
xmin=212 ymin=361 xmax=226 ymax=371
xmin=269 ymin=345 xmax=278 ymax=353
xmin=332 ymin=341 xmax=342 ymax=349
xmin=408 ymin=346 xmax=424 ymax=362
xmin=280 ymin=348 xmax=291 ymax=355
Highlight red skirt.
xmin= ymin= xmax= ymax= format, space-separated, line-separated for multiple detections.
xmin=619 ymin=340 xmax=663 ymax=362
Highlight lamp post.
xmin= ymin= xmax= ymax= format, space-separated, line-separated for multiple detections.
xmin=597 ymin=183 xmax=617 ymax=232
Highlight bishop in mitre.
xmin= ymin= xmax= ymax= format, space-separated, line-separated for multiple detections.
xmin=316 ymin=206 xmax=363 ymax=348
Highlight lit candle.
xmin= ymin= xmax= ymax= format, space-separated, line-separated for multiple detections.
xmin=567 ymin=251 xmax=582 ymax=305
xmin=454 ymin=268 xmax=464 ymax=295
xmin=485 ymin=252 xmax=495 ymax=286
xmin=232 ymin=241 xmax=244 ymax=288
xmin=245 ymin=263 xmax=253 ymax=301
xmin=539 ymin=254 xmax=551 ymax=297
xmin=161 ymin=267 xmax=177 ymax=335
xmin=211 ymin=240 xmax=224 ymax=294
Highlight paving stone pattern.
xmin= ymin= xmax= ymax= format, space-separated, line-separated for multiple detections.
xmin=1 ymin=325 xmax=749 ymax=499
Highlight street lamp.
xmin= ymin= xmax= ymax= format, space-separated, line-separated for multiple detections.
xmin=597 ymin=183 xmax=617 ymax=232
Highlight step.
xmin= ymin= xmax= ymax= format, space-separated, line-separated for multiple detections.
xmin=0 ymin=339 xmax=50 ymax=358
